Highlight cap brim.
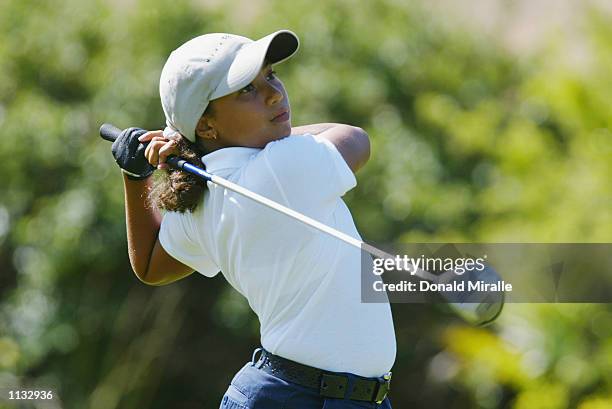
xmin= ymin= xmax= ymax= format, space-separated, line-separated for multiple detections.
xmin=210 ymin=30 xmax=299 ymax=100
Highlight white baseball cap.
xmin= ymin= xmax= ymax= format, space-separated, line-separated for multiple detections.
xmin=159 ymin=30 xmax=299 ymax=142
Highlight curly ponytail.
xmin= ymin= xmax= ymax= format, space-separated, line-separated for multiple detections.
xmin=148 ymin=136 xmax=208 ymax=213
xmin=148 ymin=102 xmax=219 ymax=213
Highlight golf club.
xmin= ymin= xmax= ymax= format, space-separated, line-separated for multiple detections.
xmin=101 ymin=123 xmax=504 ymax=325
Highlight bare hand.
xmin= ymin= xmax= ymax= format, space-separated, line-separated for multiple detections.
xmin=138 ymin=130 xmax=180 ymax=170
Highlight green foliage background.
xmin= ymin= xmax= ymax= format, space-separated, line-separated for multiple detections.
xmin=0 ymin=0 xmax=610 ymax=408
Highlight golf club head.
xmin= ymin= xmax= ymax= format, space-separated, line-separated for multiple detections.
xmin=448 ymin=294 xmax=505 ymax=327
xmin=442 ymin=264 xmax=505 ymax=326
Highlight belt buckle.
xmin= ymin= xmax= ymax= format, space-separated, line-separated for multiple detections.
xmin=374 ymin=372 xmax=392 ymax=404
xmin=251 ymin=347 xmax=264 ymax=367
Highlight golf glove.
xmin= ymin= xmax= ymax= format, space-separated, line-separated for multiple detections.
xmin=111 ymin=127 xmax=155 ymax=180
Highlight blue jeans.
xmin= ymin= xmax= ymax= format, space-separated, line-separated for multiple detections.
xmin=219 ymin=351 xmax=393 ymax=409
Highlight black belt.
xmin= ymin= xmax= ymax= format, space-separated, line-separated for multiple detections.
xmin=252 ymin=348 xmax=391 ymax=404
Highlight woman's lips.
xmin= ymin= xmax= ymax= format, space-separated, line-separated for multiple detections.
xmin=271 ymin=110 xmax=290 ymax=123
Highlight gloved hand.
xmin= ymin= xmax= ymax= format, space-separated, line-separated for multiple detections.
xmin=111 ymin=127 xmax=155 ymax=180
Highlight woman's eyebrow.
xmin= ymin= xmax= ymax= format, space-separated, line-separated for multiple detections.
xmin=232 ymin=64 xmax=274 ymax=97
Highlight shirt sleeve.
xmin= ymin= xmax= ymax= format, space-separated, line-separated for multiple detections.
xmin=257 ymin=133 xmax=357 ymax=214
xmin=158 ymin=210 xmax=220 ymax=278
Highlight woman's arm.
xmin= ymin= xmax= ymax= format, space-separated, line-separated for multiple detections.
xmin=291 ymin=123 xmax=339 ymax=135
xmin=292 ymin=123 xmax=371 ymax=173
xmin=122 ymin=130 xmax=195 ymax=285
xmin=123 ymin=174 xmax=195 ymax=285
xmin=122 ymin=175 xmax=162 ymax=280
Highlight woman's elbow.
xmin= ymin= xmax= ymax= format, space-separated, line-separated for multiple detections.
xmin=133 ymin=270 xmax=170 ymax=286
xmin=129 ymin=257 xmax=160 ymax=286
xmin=351 ymin=126 xmax=371 ymax=171
xmin=132 ymin=266 xmax=157 ymax=285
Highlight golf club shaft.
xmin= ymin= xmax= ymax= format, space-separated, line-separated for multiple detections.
xmin=102 ymin=124 xmax=503 ymax=325
xmin=101 ymin=123 xmax=439 ymax=280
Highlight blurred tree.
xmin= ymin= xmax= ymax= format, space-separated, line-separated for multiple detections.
xmin=0 ymin=0 xmax=610 ymax=408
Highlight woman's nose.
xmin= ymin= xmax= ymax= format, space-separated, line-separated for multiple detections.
xmin=266 ymin=83 xmax=284 ymax=105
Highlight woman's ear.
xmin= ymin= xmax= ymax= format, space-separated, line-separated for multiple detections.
xmin=195 ymin=115 xmax=218 ymax=140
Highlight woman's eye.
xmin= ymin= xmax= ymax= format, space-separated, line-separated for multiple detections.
xmin=240 ymin=84 xmax=255 ymax=94
xmin=239 ymin=71 xmax=276 ymax=94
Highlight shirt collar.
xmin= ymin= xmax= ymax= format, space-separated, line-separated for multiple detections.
xmin=201 ymin=146 xmax=261 ymax=173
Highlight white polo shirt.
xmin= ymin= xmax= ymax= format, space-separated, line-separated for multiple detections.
xmin=159 ymin=133 xmax=396 ymax=377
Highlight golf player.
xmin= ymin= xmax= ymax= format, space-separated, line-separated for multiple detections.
xmin=111 ymin=30 xmax=396 ymax=408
